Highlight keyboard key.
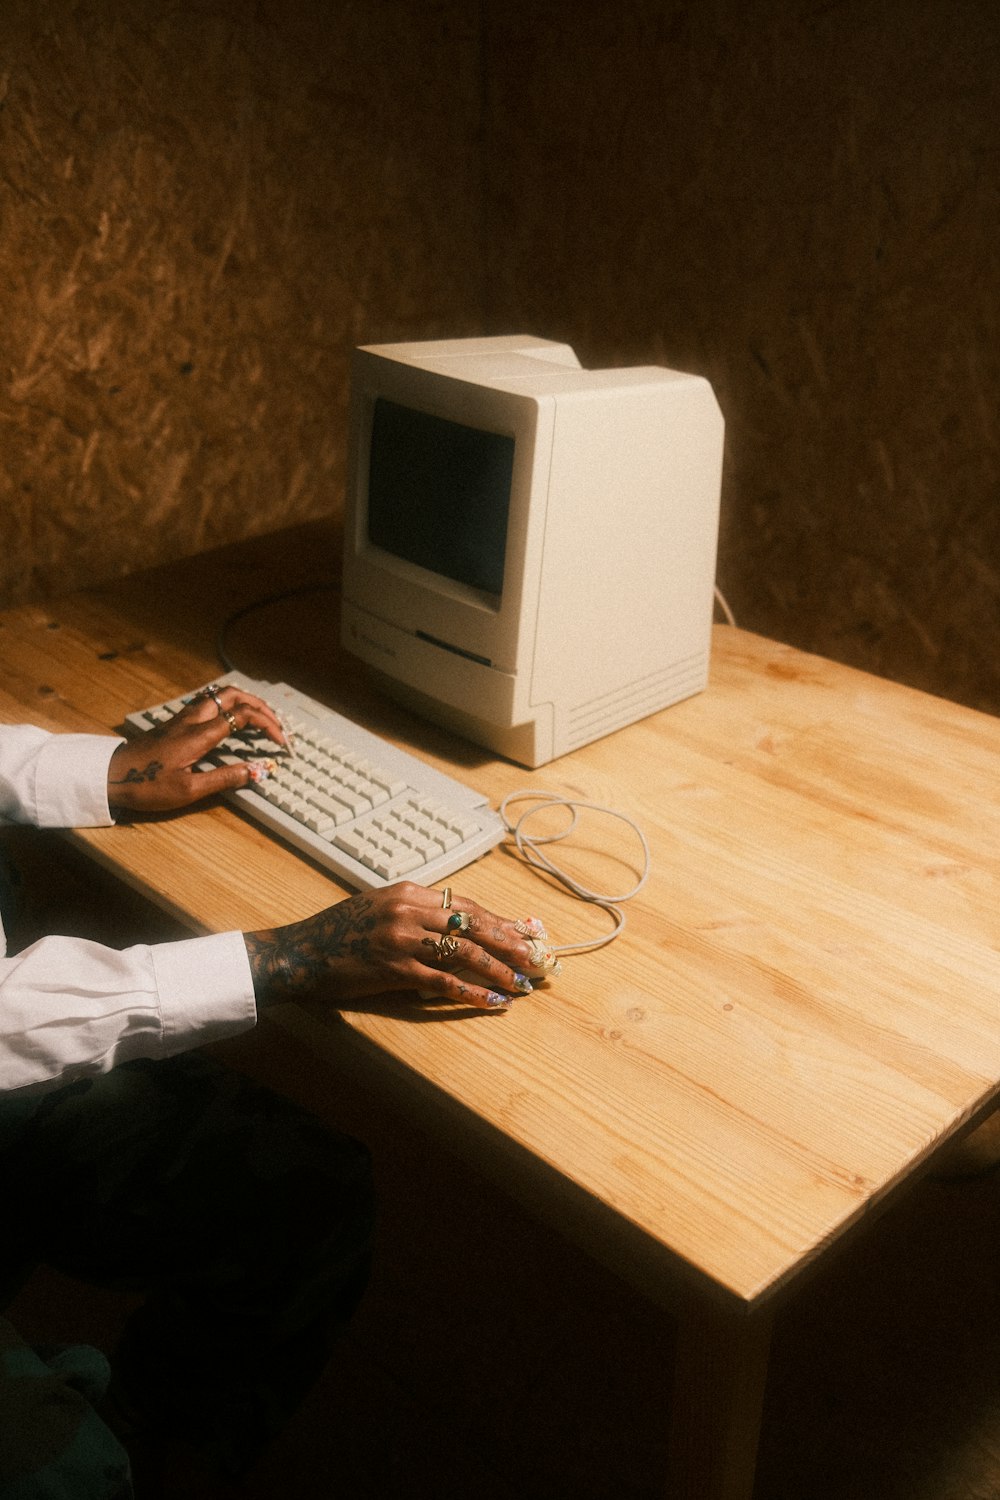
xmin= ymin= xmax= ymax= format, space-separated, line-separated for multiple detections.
xmin=334 ymin=830 xmax=379 ymax=864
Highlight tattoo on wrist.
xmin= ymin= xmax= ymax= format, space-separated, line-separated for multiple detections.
xmin=245 ymin=897 xmax=378 ymax=1002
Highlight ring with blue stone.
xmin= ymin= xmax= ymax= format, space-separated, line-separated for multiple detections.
xmin=447 ymin=911 xmax=471 ymax=932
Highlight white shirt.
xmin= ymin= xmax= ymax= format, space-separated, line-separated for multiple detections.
xmin=0 ymin=726 xmax=257 ymax=1094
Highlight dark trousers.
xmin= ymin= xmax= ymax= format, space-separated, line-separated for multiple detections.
xmin=0 ymin=1051 xmax=374 ymax=1495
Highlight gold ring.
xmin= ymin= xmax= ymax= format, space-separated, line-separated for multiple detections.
xmin=447 ymin=911 xmax=471 ymax=932
xmin=441 ymin=887 xmax=453 ymax=910
xmin=422 ymin=935 xmax=460 ymax=962
xmin=222 ymin=709 xmax=238 ymax=732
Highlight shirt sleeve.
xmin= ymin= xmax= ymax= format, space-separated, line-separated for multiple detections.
xmin=0 ymin=930 xmax=257 ymax=1095
xmin=0 ymin=725 xmax=259 ymax=1094
xmin=0 ymin=725 xmax=121 ymax=829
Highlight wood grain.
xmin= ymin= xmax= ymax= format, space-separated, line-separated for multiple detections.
xmin=3 ymin=527 xmax=1000 ymax=1323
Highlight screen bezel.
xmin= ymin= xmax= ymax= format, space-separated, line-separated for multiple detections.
xmin=343 ymin=354 xmax=551 ymax=673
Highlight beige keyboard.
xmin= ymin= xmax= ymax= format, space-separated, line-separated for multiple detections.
xmin=126 ymin=670 xmax=506 ymax=890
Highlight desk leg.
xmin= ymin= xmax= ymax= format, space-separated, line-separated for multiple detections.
xmin=666 ymin=1298 xmax=774 ymax=1500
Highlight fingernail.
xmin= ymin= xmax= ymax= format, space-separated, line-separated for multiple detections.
xmin=247 ymin=757 xmax=278 ymax=783
xmin=485 ymin=992 xmax=513 ymax=1010
xmin=515 ymin=917 xmax=549 ymax=940
xmin=511 ymin=973 xmax=534 ymax=995
xmin=525 ymin=940 xmax=562 ymax=976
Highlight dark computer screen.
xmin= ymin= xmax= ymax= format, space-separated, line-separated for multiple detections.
xmin=367 ymin=397 xmax=514 ymax=596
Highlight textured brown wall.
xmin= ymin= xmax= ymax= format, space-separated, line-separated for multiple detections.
xmin=481 ymin=0 xmax=1000 ymax=715
xmin=5 ymin=0 xmax=1000 ymax=720
xmin=1 ymin=0 xmax=483 ymax=602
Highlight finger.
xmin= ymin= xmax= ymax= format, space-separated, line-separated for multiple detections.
xmin=445 ymin=971 xmax=517 ymax=1011
xmin=454 ymin=910 xmax=560 ymax=980
xmin=177 ymin=686 xmax=289 ymax=748
xmin=164 ymin=700 xmax=282 ymax=769
xmin=173 ymin=761 xmax=254 ymax=803
xmin=230 ymin=701 xmax=290 ymax=747
xmin=163 ymin=709 xmax=239 ymax=762
xmin=429 ymin=895 xmax=545 ymax=973
xmin=175 ymin=687 xmax=232 ymax=723
xmin=213 ymin=687 xmax=289 ymax=747
xmin=414 ymin=963 xmax=516 ymax=1012
xmin=417 ymin=932 xmax=533 ymax=998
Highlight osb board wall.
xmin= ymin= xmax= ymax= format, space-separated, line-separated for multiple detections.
xmin=6 ymin=0 xmax=999 ymax=723
xmin=481 ymin=0 xmax=1000 ymax=716
xmin=0 ymin=0 xmax=483 ymax=605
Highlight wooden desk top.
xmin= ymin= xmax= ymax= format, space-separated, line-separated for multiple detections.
xmin=4 ymin=521 xmax=1000 ymax=1314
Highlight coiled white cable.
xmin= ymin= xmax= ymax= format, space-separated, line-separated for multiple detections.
xmin=499 ymin=790 xmax=651 ymax=954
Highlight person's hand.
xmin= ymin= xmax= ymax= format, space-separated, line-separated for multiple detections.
xmin=108 ymin=683 xmax=289 ymax=815
xmin=245 ymin=883 xmax=560 ymax=1013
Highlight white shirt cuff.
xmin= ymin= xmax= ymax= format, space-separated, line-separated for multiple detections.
xmin=150 ymin=930 xmax=258 ymax=1054
xmin=33 ymin=734 xmax=123 ymax=828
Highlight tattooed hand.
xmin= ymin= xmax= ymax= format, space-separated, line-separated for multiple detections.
xmin=108 ymin=685 xmax=289 ymax=814
xmin=244 ymin=883 xmax=554 ymax=1014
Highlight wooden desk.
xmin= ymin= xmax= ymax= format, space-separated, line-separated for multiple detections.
xmin=4 ymin=521 xmax=1000 ymax=1499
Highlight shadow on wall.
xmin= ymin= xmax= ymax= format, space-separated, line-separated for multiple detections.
xmin=0 ymin=0 xmax=485 ymax=605
xmin=479 ymin=0 xmax=1000 ymax=716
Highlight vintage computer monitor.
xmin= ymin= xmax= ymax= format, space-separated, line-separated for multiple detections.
xmin=341 ymin=335 xmax=724 ymax=768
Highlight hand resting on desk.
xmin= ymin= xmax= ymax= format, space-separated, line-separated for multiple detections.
xmin=245 ymin=884 xmax=550 ymax=1014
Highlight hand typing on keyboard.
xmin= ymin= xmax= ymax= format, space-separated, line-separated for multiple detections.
xmin=109 ymin=681 xmax=290 ymax=814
